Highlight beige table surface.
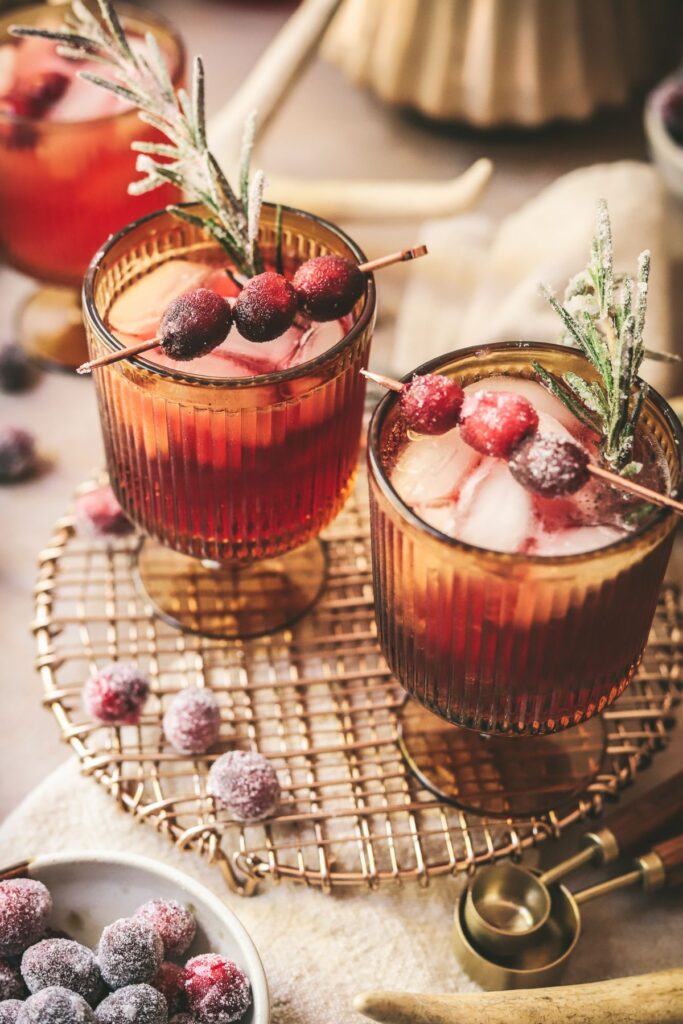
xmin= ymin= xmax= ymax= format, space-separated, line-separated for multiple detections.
xmin=0 ymin=0 xmax=680 ymax=844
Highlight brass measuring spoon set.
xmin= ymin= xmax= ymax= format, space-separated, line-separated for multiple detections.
xmin=452 ymin=769 xmax=683 ymax=988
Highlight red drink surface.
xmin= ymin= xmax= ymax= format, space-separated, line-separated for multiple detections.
xmin=0 ymin=21 xmax=182 ymax=284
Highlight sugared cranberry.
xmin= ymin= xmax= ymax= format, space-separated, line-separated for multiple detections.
xmin=17 ymin=986 xmax=94 ymax=1023
xmin=208 ymin=750 xmax=280 ymax=822
xmin=75 ymin=486 xmax=133 ymax=540
xmin=136 ymin=900 xmax=196 ymax=959
xmin=459 ymin=390 xmax=539 ymax=459
xmin=400 ymin=374 xmax=464 ymax=435
xmin=97 ymin=917 xmax=163 ymax=990
xmin=21 ymin=939 xmax=103 ymax=1006
xmin=233 ymin=272 xmax=298 ymax=342
xmin=181 ymin=954 xmax=251 ymax=1024
xmin=162 ymin=689 xmax=221 ymax=757
xmin=0 ymin=344 xmax=34 ymax=394
xmin=169 ymin=1016 xmax=195 ymax=1024
xmin=0 ymin=1001 xmax=23 ymax=1023
xmin=83 ymin=662 xmax=150 ymax=725
xmin=509 ymin=435 xmax=589 ymax=498
xmin=0 ymin=426 xmax=36 ymax=482
xmin=0 ymin=960 xmax=25 ymax=1002
xmin=293 ymin=255 xmax=365 ymax=321
xmin=657 ymin=79 xmax=683 ymax=145
xmin=94 ymin=983 xmax=167 ymax=1024
xmin=0 ymin=880 xmax=52 ymax=957
xmin=151 ymin=961 xmax=184 ymax=1015
xmin=159 ymin=288 xmax=232 ymax=361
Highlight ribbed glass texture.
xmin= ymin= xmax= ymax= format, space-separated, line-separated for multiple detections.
xmin=83 ymin=204 xmax=375 ymax=563
xmin=368 ymin=343 xmax=683 ymax=736
xmin=0 ymin=3 xmax=184 ymax=286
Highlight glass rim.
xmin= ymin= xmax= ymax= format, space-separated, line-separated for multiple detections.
xmin=82 ymin=200 xmax=376 ymax=389
xmin=0 ymin=1 xmax=185 ymax=132
xmin=367 ymin=340 xmax=683 ymax=565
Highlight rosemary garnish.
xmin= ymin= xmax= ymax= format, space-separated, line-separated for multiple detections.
xmin=535 ymin=200 xmax=649 ymax=475
xmin=11 ymin=0 xmax=264 ymax=278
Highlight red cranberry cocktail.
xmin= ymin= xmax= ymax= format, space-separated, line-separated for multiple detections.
xmin=83 ymin=203 xmax=375 ymax=638
xmin=0 ymin=3 xmax=184 ymax=369
xmin=368 ymin=342 xmax=682 ymax=817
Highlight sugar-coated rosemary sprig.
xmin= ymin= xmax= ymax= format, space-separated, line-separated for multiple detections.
xmin=10 ymin=0 xmax=264 ymax=278
xmin=535 ymin=199 xmax=649 ymax=475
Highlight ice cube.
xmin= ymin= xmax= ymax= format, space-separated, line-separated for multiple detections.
xmin=465 ymin=376 xmax=579 ymax=431
xmin=413 ymin=501 xmax=459 ymax=538
xmin=533 ymin=524 xmax=622 ymax=556
xmin=535 ymin=410 xmax=577 ymax=444
xmin=108 ymin=259 xmax=215 ymax=338
xmin=456 ymin=461 xmax=534 ymax=553
xmin=390 ymin=428 xmax=480 ymax=505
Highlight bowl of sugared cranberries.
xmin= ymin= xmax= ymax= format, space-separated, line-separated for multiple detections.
xmin=645 ymin=73 xmax=683 ymax=202
xmin=0 ymin=853 xmax=268 ymax=1023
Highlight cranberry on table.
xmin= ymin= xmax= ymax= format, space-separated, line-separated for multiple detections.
xmin=0 ymin=960 xmax=25 ymax=1002
xmin=0 ymin=425 xmax=37 ymax=482
xmin=0 ymin=879 xmax=52 ymax=957
xmin=233 ymin=272 xmax=298 ymax=342
xmin=21 ymin=939 xmax=103 ymax=1006
xmin=96 ymin=917 xmax=163 ymax=989
xmin=181 ymin=954 xmax=251 ymax=1024
xmin=0 ymin=344 xmax=34 ymax=394
xmin=293 ymin=254 xmax=365 ymax=321
xmin=151 ymin=961 xmax=184 ymax=1015
xmin=0 ymin=1001 xmax=23 ymax=1023
xmin=83 ymin=662 xmax=150 ymax=725
xmin=94 ymin=983 xmax=168 ymax=1024
xmin=459 ymin=390 xmax=539 ymax=459
xmin=136 ymin=900 xmax=196 ymax=959
xmin=160 ymin=289 xmax=232 ymax=361
xmin=74 ymin=486 xmax=133 ymax=540
xmin=17 ymin=986 xmax=94 ymax=1023
xmin=509 ymin=435 xmax=589 ymax=498
xmin=208 ymin=750 xmax=280 ymax=822
xmin=400 ymin=374 xmax=464 ymax=435
xmin=162 ymin=689 xmax=221 ymax=757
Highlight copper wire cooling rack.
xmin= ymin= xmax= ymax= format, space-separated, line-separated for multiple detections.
xmin=34 ymin=473 xmax=682 ymax=896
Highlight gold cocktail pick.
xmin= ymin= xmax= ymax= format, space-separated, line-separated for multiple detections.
xmin=77 ymin=246 xmax=428 ymax=375
xmin=361 ymin=367 xmax=683 ymax=517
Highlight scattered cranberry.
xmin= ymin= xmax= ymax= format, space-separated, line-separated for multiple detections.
xmin=94 ymin=983 xmax=167 ymax=1024
xmin=459 ymin=390 xmax=539 ymax=459
xmin=182 ymin=954 xmax=251 ymax=1024
xmin=208 ymin=750 xmax=280 ymax=822
xmin=151 ymin=961 xmax=184 ymax=1014
xmin=0 ymin=426 xmax=37 ymax=482
xmin=97 ymin=917 xmax=163 ymax=990
xmin=509 ymin=435 xmax=589 ymax=498
xmin=74 ymin=486 xmax=133 ymax=540
xmin=0 ymin=344 xmax=34 ymax=394
xmin=83 ymin=663 xmax=150 ymax=725
xmin=136 ymin=900 xmax=196 ymax=959
xmin=400 ymin=374 xmax=464 ymax=435
xmin=0 ymin=880 xmax=52 ymax=957
xmin=0 ymin=960 xmax=25 ymax=1002
xmin=162 ymin=689 xmax=221 ymax=757
xmin=293 ymin=255 xmax=365 ymax=321
xmin=657 ymin=79 xmax=683 ymax=145
xmin=21 ymin=939 xmax=103 ymax=1006
xmin=233 ymin=272 xmax=298 ymax=342
xmin=159 ymin=288 xmax=232 ymax=361
xmin=0 ymin=1001 xmax=23 ymax=1023
xmin=17 ymin=986 xmax=94 ymax=1023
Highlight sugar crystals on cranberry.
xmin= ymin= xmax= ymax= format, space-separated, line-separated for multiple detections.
xmin=233 ymin=272 xmax=298 ymax=342
xmin=136 ymin=899 xmax=196 ymax=959
xmin=162 ymin=689 xmax=221 ymax=757
xmin=96 ymin=918 xmax=163 ymax=989
xmin=509 ymin=434 xmax=589 ymax=498
xmin=293 ymin=255 xmax=365 ymax=321
xmin=17 ymin=985 xmax=94 ymax=1023
xmin=400 ymin=374 xmax=464 ymax=435
xmin=459 ymin=390 xmax=539 ymax=459
xmin=0 ymin=959 xmax=25 ymax=1002
xmin=159 ymin=288 xmax=232 ymax=361
xmin=0 ymin=880 xmax=52 ymax=957
xmin=181 ymin=954 xmax=251 ymax=1024
xmin=74 ymin=486 xmax=133 ymax=541
xmin=0 ymin=1000 xmax=23 ymax=1023
xmin=208 ymin=750 xmax=280 ymax=822
xmin=0 ymin=426 xmax=37 ymax=483
xmin=21 ymin=939 xmax=103 ymax=1006
xmin=94 ymin=983 xmax=167 ymax=1024
xmin=83 ymin=662 xmax=150 ymax=726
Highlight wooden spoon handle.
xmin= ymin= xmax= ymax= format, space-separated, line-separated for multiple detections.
xmin=355 ymin=968 xmax=683 ymax=1024
xmin=602 ymin=770 xmax=683 ymax=858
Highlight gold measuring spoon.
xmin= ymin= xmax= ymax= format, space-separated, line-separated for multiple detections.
xmin=463 ymin=769 xmax=683 ymax=955
xmin=452 ymin=832 xmax=683 ymax=990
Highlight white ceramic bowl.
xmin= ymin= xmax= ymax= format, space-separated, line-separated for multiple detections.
xmin=645 ymin=76 xmax=683 ymax=203
xmin=16 ymin=851 xmax=270 ymax=1023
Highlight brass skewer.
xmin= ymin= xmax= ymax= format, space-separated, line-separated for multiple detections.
xmin=77 ymin=245 xmax=428 ymax=375
xmin=361 ymin=368 xmax=683 ymax=518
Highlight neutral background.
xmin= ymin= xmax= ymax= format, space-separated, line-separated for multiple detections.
xmin=1 ymin=0 xmax=681 ymax=825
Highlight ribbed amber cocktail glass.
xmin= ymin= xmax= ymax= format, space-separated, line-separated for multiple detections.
xmin=83 ymin=203 xmax=375 ymax=638
xmin=0 ymin=3 xmax=184 ymax=370
xmin=368 ymin=342 xmax=682 ymax=816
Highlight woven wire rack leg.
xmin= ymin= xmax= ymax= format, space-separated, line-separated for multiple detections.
xmin=33 ymin=475 xmax=682 ymax=895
